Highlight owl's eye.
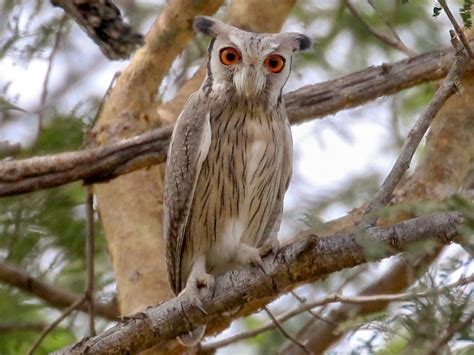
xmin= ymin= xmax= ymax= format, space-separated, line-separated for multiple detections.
xmin=219 ymin=47 xmax=241 ymax=65
xmin=264 ymin=54 xmax=285 ymax=73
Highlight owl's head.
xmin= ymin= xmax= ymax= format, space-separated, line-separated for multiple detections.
xmin=194 ymin=16 xmax=310 ymax=105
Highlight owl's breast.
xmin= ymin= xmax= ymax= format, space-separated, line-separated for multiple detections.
xmin=183 ymin=107 xmax=286 ymax=276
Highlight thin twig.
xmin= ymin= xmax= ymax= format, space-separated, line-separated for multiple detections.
xmin=27 ymin=297 xmax=86 ymax=355
xmin=264 ymin=307 xmax=313 ymax=355
xmin=290 ymin=291 xmax=335 ymax=325
xmin=360 ymin=33 xmax=472 ymax=228
xmin=344 ymin=0 xmax=415 ymax=56
xmin=201 ymin=273 xmax=472 ymax=351
xmin=439 ymin=0 xmax=474 ymax=59
xmin=86 ymin=71 xmax=122 ymax=133
xmin=425 ymin=312 xmax=474 ymax=355
xmin=37 ymin=15 xmax=67 ymax=132
xmin=367 ymin=0 xmax=415 ymax=56
xmin=85 ymin=187 xmax=96 ymax=336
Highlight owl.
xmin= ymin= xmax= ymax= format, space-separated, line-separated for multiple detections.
xmin=163 ymin=16 xmax=310 ymax=345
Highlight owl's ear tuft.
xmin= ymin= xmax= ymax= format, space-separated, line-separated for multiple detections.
xmin=295 ymin=34 xmax=311 ymax=51
xmin=279 ymin=33 xmax=311 ymax=53
xmin=193 ymin=16 xmax=228 ymax=38
xmin=193 ymin=16 xmax=215 ymax=36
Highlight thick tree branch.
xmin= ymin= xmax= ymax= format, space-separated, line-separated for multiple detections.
xmin=0 ymin=261 xmax=118 ymax=320
xmin=55 ymin=211 xmax=463 ymax=354
xmin=1 ymin=43 xmax=473 ymax=197
xmin=50 ymin=0 xmax=144 ymax=60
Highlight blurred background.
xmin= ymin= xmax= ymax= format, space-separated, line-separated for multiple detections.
xmin=0 ymin=0 xmax=472 ymax=354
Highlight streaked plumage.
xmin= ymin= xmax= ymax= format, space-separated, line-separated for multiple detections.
xmin=163 ymin=16 xmax=310 ymax=345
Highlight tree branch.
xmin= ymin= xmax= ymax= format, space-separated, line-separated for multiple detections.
xmin=0 ymin=261 xmax=118 ymax=320
xmin=54 ymin=211 xmax=463 ymax=354
xmin=344 ymin=0 xmax=415 ymax=56
xmin=438 ymin=0 xmax=474 ymax=59
xmin=360 ymin=33 xmax=472 ymax=227
xmin=1 ymin=42 xmax=473 ymax=197
xmin=28 ymin=297 xmax=87 ymax=355
xmin=50 ymin=0 xmax=144 ymax=60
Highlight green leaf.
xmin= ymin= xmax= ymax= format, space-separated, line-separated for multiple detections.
xmin=0 ymin=97 xmax=26 ymax=113
xmin=460 ymin=0 xmax=473 ymax=29
xmin=433 ymin=4 xmax=443 ymax=17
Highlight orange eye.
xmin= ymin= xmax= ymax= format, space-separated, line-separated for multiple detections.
xmin=219 ymin=47 xmax=241 ymax=65
xmin=264 ymin=54 xmax=285 ymax=73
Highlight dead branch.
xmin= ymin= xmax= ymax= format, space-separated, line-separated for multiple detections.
xmin=28 ymin=297 xmax=86 ymax=355
xmin=264 ymin=307 xmax=312 ymax=355
xmin=50 ymin=0 xmax=144 ymax=60
xmin=344 ymin=0 xmax=415 ymax=56
xmin=439 ymin=0 xmax=474 ymax=59
xmin=54 ymin=211 xmax=463 ymax=354
xmin=1 ymin=42 xmax=473 ymax=197
xmin=0 ymin=261 xmax=118 ymax=320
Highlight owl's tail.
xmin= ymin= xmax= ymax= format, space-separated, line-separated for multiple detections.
xmin=177 ymin=324 xmax=206 ymax=347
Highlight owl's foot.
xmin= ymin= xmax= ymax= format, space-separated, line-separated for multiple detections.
xmin=236 ymin=243 xmax=268 ymax=274
xmin=183 ymin=258 xmax=215 ymax=315
xmin=259 ymin=237 xmax=280 ymax=258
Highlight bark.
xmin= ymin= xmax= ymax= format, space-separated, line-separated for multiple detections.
xmin=55 ymin=211 xmax=464 ymax=354
xmin=1 ymin=44 xmax=473 ymax=197
xmin=50 ymin=0 xmax=144 ymax=59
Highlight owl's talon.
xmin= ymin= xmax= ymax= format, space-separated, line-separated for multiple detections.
xmin=183 ymin=264 xmax=215 ymax=315
xmin=256 ymin=258 xmax=268 ymax=275
xmin=236 ymin=243 xmax=269 ymax=274
xmin=260 ymin=238 xmax=280 ymax=260
xmin=184 ymin=286 xmax=209 ymax=315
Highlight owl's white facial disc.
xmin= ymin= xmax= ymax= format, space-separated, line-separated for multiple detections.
xmin=232 ymin=64 xmax=266 ymax=98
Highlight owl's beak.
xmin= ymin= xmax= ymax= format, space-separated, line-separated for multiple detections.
xmin=233 ymin=66 xmax=266 ymax=98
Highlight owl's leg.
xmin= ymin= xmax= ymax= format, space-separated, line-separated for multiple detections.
xmin=183 ymin=254 xmax=215 ymax=313
xmin=259 ymin=196 xmax=283 ymax=259
xmin=259 ymin=236 xmax=280 ymax=258
xmin=235 ymin=243 xmax=268 ymax=274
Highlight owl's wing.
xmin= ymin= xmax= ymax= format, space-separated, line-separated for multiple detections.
xmin=163 ymin=92 xmax=212 ymax=295
xmin=262 ymin=119 xmax=293 ymax=241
